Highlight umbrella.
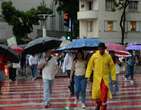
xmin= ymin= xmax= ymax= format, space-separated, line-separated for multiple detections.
xmin=126 ymin=43 xmax=141 ymax=50
xmin=0 ymin=44 xmax=19 ymax=62
xmin=10 ymin=45 xmax=24 ymax=55
xmin=106 ymin=42 xmax=130 ymax=57
xmin=24 ymin=37 xmax=62 ymax=54
xmin=58 ymin=38 xmax=102 ymax=51
xmin=106 ymin=42 xmax=126 ymax=51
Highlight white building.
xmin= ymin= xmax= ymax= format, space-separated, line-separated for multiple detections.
xmin=0 ymin=0 xmax=64 ymax=42
xmin=78 ymin=0 xmax=141 ymax=43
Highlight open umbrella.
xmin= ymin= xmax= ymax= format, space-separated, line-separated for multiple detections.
xmin=58 ymin=38 xmax=102 ymax=51
xmin=106 ymin=42 xmax=130 ymax=57
xmin=126 ymin=43 xmax=141 ymax=50
xmin=24 ymin=37 xmax=62 ymax=54
xmin=10 ymin=45 xmax=24 ymax=55
xmin=0 ymin=44 xmax=19 ymax=62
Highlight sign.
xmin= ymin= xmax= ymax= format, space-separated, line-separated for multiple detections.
xmin=7 ymin=36 xmax=17 ymax=46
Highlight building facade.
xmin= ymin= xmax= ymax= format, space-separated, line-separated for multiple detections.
xmin=78 ymin=0 xmax=141 ymax=43
xmin=0 ymin=0 xmax=64 ymax=42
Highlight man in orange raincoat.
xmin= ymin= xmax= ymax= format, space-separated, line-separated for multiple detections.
xmin=85 ymin=43 xmax=116 ymax=110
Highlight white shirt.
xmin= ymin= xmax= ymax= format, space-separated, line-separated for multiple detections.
xmin=39 ymin=56 xmax=58 ymax=80
xmin=73 ymin=60 xmax=86 ymax=76
xmin=62 ymin=53 xmax=74 ymax=72
xmin=28 ymin=55 xmax=38 ymax=66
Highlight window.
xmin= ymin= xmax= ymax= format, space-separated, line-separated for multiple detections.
xmin=128 ymin=1 xmax=138 ymax=11
xmin=105 ymin=0 xmax=115 ymax=11
xmin=87 ymin=21 xmax=93 ymax=32
xmin=128 ymin=21 xmax=141 ymax=32
xmin=105 ymin=21 xmax=116 ymax=32
xmin=88 ymin=1 xmax=93 ymax=10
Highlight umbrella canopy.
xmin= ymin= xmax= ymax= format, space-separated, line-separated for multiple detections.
xmin=126 ymin=43 xmax=141 ymax=50
xmin=24 ymin=37 xmax=62 ymax=54
xmin=10 ymin=45 xmax=24 ymax=55
xmin=106 ymin=42 xmax=126 ymax=51
xmin=0 ymin=44 xmax=19 ymax=62
xmin=58 ymin=38 xmax=102 ymax=51
xmin=106 ymin=42 xmax=130 ymax=57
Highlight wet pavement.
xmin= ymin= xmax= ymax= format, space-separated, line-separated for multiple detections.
xmin=0 ymin=74 xmax=141 ymax=110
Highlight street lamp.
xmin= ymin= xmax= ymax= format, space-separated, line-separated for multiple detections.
xmin=38 ymin=14 xmax=55 ymax=37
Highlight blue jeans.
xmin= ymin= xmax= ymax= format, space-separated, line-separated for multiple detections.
xmin=43 ymin=79 xmax=53 ymax=105
xmin=74 ymin=75 xmax=87 ymax=103
xmin=126 ymin=65 xmax=134 ymax=80
xmin=109 ymin=74 xmax=119 ymax=94
xmin=31 ymin=65 xmax=37 ymax=78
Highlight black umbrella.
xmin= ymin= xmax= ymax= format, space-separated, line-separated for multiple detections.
xmin=0 ymin=44 xmax=19 ymax=62
xmin=24 ymin=37 xmax=62 ymax=54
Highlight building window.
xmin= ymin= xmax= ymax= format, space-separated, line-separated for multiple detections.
xmin=105 ymin=21 xmax=116 ymax=32
xmin=128 ymin=21 xmax=141 ymax=32
xmin=87 ymin=21 xmax=93 ymax=32
xmin=128 ymin=1 xmax=138 ymax=11
xmin=105 ymin=0 xmax=115 ymax=11
xmin=88 ymin=1 xmax=93 ymax=10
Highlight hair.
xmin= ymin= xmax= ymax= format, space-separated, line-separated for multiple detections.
xmin=73 ymin=50 xmax=85 ymax=61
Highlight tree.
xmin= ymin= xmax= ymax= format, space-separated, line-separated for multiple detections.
xmin=114 ymin=0 xmax=129 ymax=45
xmin=54 ymin=0 xmax=79 ymax=39
xmin=1 ymin=0 xmax=53 ymax=44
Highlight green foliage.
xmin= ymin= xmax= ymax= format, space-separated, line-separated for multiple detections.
xmin=1 ymin=0 xmax=53 ymax=44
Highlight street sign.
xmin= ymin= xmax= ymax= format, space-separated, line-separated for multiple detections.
xmin=7 ymin=36 xmax=17 ymax=46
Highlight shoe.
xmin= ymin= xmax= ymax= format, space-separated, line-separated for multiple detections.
xmin=124 ymin=77 xmax=128 ymax=81
xmin=81 ymin=103 xmax=86 ymax=109
xmin=130 ymin=80 xmax=134 ymax=85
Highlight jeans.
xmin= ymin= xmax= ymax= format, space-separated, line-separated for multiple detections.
xmin=31 ymin=65 xmax=37 ymax=78
xmin=43 ymin=79 xmax=53 ymax=105
xmin=109 ymin=74 xmax=119 ymax=94
xmin=126 ymin=65 xmax=134 ymax=80
xmin=74 ymin=75 xmax=87 ymax=103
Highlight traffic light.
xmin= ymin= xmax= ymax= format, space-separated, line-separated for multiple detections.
xmin=64 ymin=11 xmax=70 ymax=27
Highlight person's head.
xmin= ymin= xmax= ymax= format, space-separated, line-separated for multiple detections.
xmin=109 ymin=50 xmax=115 ymax=57
xmin=98 ymin=43 xmax=106 ymax=55
xmin=75 ymin=50 xmax=84 ymax=60
xmin=45 ymin=49 xmax=52 ymax=57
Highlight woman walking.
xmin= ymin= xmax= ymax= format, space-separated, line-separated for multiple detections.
xmin=70 ymin=50 xmax=87 ymax=108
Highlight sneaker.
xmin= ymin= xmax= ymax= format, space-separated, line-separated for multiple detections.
xmin=124 ymin=77 xmax=128 ymax=81
xmin=130 ymin=80 xmax=134 ymax=85
xmin=81 ymin=103 xmax=86 ymax=109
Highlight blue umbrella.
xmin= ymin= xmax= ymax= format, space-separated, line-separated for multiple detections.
xmin=58 ymin=38 xmax=102 ymax=51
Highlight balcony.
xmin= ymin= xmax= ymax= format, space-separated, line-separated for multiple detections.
xmin=77 ymin=10 xmax=98 ymax=20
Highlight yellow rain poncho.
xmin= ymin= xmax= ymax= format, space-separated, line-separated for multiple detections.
xmin=85 ymin=51 xmax=116 ymax=99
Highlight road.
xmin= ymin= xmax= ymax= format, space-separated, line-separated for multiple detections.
xmin=0 ymin=74 xmax=141 ymax=110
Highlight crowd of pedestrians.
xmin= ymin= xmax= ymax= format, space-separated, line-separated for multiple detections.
xmin=0 ymin=42 xmax=137 ymax=110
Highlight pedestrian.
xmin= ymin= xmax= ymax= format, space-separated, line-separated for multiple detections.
xmin=38 ymin=49 xmax=58 ymax=108
xmin=109 ymin=51 xmax=121 ymax=95
xmin=28 ymin=54 xmax=38 ymax=80
xmin=62 ymin=53 xmax=75 ymax=96
xmin=85 ymin=43 xmax=116 ymax=110
xmin=70 ymin=50 xmax=87 ymax=108
xmin=0 ymin=61 xmax=5 ymax=95
xmin=125 ymin=50 xmax=135 ymax=85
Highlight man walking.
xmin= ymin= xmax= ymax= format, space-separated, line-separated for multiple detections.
xmin=85 ymin=43 xmax=116 ymax=110
xmin=28 ymin=54 xmax=38 ymax=80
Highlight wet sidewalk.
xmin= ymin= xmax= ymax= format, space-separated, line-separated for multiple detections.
xmin=0 ymin=74 xmax=141 ymax=110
